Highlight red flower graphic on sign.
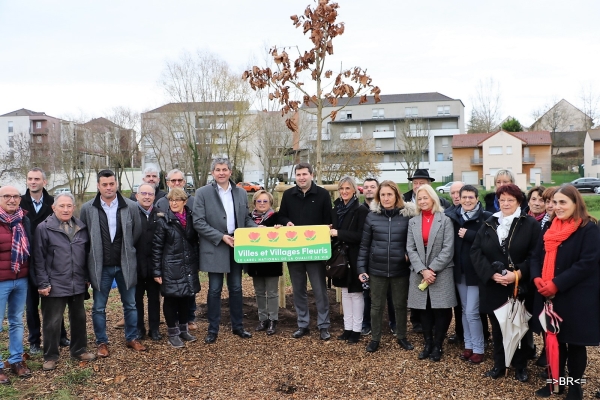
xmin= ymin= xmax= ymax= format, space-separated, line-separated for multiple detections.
xmin=248 ymin=232 xmax=261 ymax=243
xmin=304 ymin=230 xmax=317 ymax=241
xmin=267 ymin=231 xmax=279 ymax=242
xmin=285 ymin=231 xmax=298 ymax=241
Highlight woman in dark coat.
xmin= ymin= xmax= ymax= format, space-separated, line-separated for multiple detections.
xmin=471 ymin=184 xmax=540 ymax=382
xmin=329 ymin=176 xmax=369 ymax=344
xmin=357 ymin=180 xmax=417 ymax=353
xmin=530 ymin=185 xmax=600 ymax=399
xmin=152 ymin=188 xmax=200 ymax=348
xmin=446 ymin=185 xmax=491 ymax=364
xmin=248 ymin=190 xmax=282 ymax=336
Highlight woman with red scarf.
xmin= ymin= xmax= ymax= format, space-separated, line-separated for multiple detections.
xmin=530 ymin=184 xmax=600 ymax=399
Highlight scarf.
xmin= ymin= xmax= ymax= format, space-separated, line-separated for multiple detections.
xmin=542 ymin=218 xmax=580 ymax=281
xmin=493 ymin=207 xmax=521 ymax=245
xmin=335 ymin=196 xmax=357 ymax=227
xmin=459 ymin=203 xmax=480 ymax=221
xmin=137 ymin=203 xmax=152 ymax=217
xmin=528 ymin=210 xmax=545 ymax=222
xmin=540 ymin=213 xmax=551 ymax=229
xmin=251 ymin=208 xmax=275 ymax=225
xmin=0 ymin=207 xmax=30 ymax=274
xmin=174 ymin=210 xmax=187 ymax=229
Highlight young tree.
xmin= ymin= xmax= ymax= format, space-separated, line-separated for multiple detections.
xmin=501 ymin=117 xmax=523 ymax=132
xmin=579 ymin=83 xmax=599 ymax=129
xmin=242 ymin=0 xmax=381 ymax=184
xmin=468 ymin=77 xmax=502 ymax=133
xmin=396 ymin=118 xmax=430 ymax=184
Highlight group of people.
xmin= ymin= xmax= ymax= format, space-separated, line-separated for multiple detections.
xmin=0 ymin=162 xmax=598 ymax=399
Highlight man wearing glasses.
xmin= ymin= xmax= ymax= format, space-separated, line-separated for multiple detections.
xmin=130 ymin=166 xmax=166 ymax=204
xmin=0 ymin=186 xmax=33 ymax=382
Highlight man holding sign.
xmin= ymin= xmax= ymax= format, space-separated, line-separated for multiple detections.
xmin=193 ymin=158 xmax=257 ymax=344
xmin=278 ymin=163 xmax=332 ymax=340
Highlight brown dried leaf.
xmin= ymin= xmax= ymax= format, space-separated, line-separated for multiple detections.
xmin=115 ymin=375 xmax=126 ymax=384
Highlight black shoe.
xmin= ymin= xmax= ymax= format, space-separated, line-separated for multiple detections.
xmin=447 ymin=334 xmax=462 ymax=344
xmin=535 ymin=351 xmax=547 ymax=367
xmin=361 ymin=326 xmax=371 ymax=336
xmin=539 ymin=370 xmax=549 ymax=380
xmin=232 ymin=329 xmax=252 ymax=339
xmin=418 ymin=339 xmax=433 ymax=360
xmin=255 ymin=320 xmax=269 ymax=332
xmin=150 ymin=330 xmax=162 ymax=341
xmin=292 ymin=328 xmax=310 ymax=339
xmin=429 ymin=345 xmax=442 ymax=362
xmin=397 ymin=338 xmax=414 ymax=350
xmin=565 ymin=384 xmax=582 ymax=400
xmin=412 ymin=323 xmax=423 ymax=333
xmin=515 ymin=368 xmax=528 ymax=382
xmin=319 ymin=328 xmax=331 ymax=341
xmin=347 ymin=331 xmax=361 ymax=344
xmin=204 ymin=332 xmax=218 ymax=344
xmin=136 ymin=329 xmax=146 ymax=340
xmin=595 ymin=390 xmax=600 ymax=399
xmin=59 ymin=337 xmax=70 ymax=347
xmin=337 ymin=330 xmax=352 ymax=341
xmin=29 ymin=344 xmax=41 ymax=355
xmin=535 ymin=384 xmax=564 ymax=398
xmin=485 ymin=367 xmax=506 ymax=379
xmin=366 ymin=340 xmax=379 ymax=352
xmin=266 ymin=320 xmax=277 ymax=336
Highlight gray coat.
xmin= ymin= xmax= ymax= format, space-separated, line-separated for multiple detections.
xmin=79 ymin=192 xmax=142 ymax=291
xmin=33 ymin=214 xmax=89 ymax=297
xmin=406 ymin=211 xmax=457 ymax=309
xmin=192 ymin=180 xmax=257 ymax=273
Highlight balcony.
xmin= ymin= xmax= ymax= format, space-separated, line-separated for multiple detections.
xmin=340 ymin=132 xmax=361 ymax=140
xmin=373 ymin=130 xmax=396 ymax=139
xmin=471 ymin=157 xmax=483 ymax=165
xmin=522 ymin=155 xmax=535 ymax=163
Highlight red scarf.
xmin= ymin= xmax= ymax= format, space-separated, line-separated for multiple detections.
xmin=528 ymin=210 xmax=545 ymax=222
xmin=542 ymin=218 xmax=580 ymax=281
xmin=174 ymin=210 xmax=187 ymax=229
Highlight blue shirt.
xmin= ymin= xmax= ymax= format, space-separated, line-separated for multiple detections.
xmin=31 ymin=194 xmax=43 ymax=213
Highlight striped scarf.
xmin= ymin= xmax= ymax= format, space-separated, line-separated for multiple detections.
xmin=0 ymin=207 xmax=30 ymax=274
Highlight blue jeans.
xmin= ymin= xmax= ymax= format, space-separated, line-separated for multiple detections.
xmin=92 ymin=266 xmax=138 ymax=344
xmin=207 ymin=257 xmax=243 ymax=334
xmin=0 ymin=278 xmax=28 ymax=364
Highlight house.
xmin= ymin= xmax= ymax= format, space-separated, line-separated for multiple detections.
xmin=452 ymin=130 xmax=552 ymax=189
xmin=583 ymin=129 xmax=600 ymax=178
xmin=302 ymin=92 xmax=466 ymax=182
xmin=530 ymin=99 xmax=593 ymax=136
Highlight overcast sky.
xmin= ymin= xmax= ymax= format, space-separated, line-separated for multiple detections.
xmin=1 ymin=0 xmax=598 ymax=127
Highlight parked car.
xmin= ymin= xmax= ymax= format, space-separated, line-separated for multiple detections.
xmin=436 ymin=181 xmax=454 ymax=194
xmin=53 ymin=188 xmax=72 ymax=196
xmin=357 ymin=186 xmax=364 ymax=194
xmin=251 ymin=181 xmax=265 ymax=190
xmin=571 ymin=177 xmax=600 ymax=192
xmin=132 ymin=184 xmax=140 ymax=194
xmin=237 ymin=182 xmax=262 ymax=193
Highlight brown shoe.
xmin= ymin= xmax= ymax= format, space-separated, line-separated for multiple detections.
xmin=114 ymin=318 xmax=125 ymax=329
xmin=0 ymin=369 xmax=9 ymax=384
xmin=188 ymin=322 xmax=198 ymax=331
xmin=97 ymin=343 xmax=109 ymax=358
xmin=126 ymin=340 xmax=147 ymax=352
xmin=42 ymin=360 xmax=57 ymax=371
xmin=459 ymin=349 xmax=473 ymax=361
xmin=468 ymin=353 xmax=485 ymax=364
xmin=10 ymin=362 xmax=31 ymax=378
xmin=74 ymin=352 xmax=97 ymax=362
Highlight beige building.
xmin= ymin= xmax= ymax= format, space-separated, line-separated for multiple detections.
xmin=452 ymin=130 xmax=552 ymax=189
xmin=583 ymin=129 xmax=600 ymax=178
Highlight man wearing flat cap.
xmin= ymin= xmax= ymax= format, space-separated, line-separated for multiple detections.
xmin=403 ymin=169 xmax=451 ymax=209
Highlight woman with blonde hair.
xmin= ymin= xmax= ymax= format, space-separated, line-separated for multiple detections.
xmin=406 ymin=184 xmax=456 ymax=361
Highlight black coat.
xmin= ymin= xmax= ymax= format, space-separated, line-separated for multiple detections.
xmin=470 ymin=213 xmax=540 ymax=314
xmin=446 ymin=204 xmax=492 ymax=286
xmin=246 ymin=212 xmax=283 ymax=277
xmin=278 ymin=182 xmax=332 ymax=226
xmin=530 ymin=221 xmax=600 ymax=345
xmin=152 ymin=207 xmax=200 ymax=297
xmin=330 ymin=199 xmax=369 ymax=292
xmin=357 ymin=202 xmax=417 ymax=278
xmin=21 ymin=188 xmax=54 ymax=286
xmin=135 ymin=206 xmax=161 ymax=279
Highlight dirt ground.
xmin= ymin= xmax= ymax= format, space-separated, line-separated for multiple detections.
xmin=2 ymin=276 xmax=600 ymax=399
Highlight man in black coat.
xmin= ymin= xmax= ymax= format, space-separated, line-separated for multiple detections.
xmin=20 ymin=168 xmax=69 ymax=354
xmin=278 ymin=163 xmax=332 ymax=340
xmin=134 ymin=184 xmax=162 ymax=341
xmin=129 ymin=166 xmax=166 ymax=204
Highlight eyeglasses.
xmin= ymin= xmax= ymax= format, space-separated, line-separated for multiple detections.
xmin=255 ymin=200 xmax=270 ymax=204
xmin=168 ymin=199 xmax=185 ymax=203
xmin=1 ymin=195 xmax=20 ymax=201
xmin=138 ymin=192 xmax=155 ymax=197
xmin=169 ymin=179 xmax=184 ymax=183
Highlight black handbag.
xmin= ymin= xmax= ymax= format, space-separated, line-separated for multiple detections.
xmin=325 ymin=241 xmax=350 ymax=280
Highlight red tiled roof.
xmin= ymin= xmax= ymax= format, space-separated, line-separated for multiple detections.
xmin=452 ymin=130 xmax=551 ymax=148
xmin=452 ymin=133 xmax=492 ymax=148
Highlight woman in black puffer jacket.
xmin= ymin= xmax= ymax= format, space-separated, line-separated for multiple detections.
xmin=152 ymin=188 xmax=200 ymax=348
xmin=357 ymin=180 xmax=417 ymax=353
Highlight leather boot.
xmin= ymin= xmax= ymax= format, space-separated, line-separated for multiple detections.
xmin=429 ymin=341 xmax=443 ymax=362
xmin=266 ymin=320 xmax=277 ymax=336
xmin=167 ymin=327 xmax=184 ymax=348
xmin=347 ymin=331 xmax=361 ymax=344
xmin=337 ymin=330 xmax=352 ymax=341
xmin=179 ymin=324 xmax=197 ymax=342
xmin=418 ymin=334 xmax=434 ymax=360
xmin=565 ymin=383 xmax=583 ymax=400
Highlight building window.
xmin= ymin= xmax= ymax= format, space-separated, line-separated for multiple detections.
xmin=405 ymin=107 xmax=418 ymax=117
xmin=375 ymin=124 xmax=390 ymax=132
xmin=372 ymin=108 xmax=384 ymax=119
xmin=437 ymin=105 xmax=450 ymax=115
xmin=342 ymin=111 xmax=352 ymax=120
xmin=442 ymin=137 xmax=448 ymax=148
xmin=342 ymin=126 xmax=358 ymax=133
xmin=375 ymin=139 xmax=382 ymax=150
xmin=569 ymin=125 xmax=574 ymax=131
xmin=8 ymin=121 xmax=13 ymax=133
xmin=489 ymin=146 xmax=502 ymax=155
xmin=506 ymin=146 xmax=512 ymax=154
xmin=36 ymin=121 xmax=42 ymax=129
xmin=36 ymin=136 xmax=42 ymax=143
xmin=174 ymin=131 xmax=185 ymax=140
xmin=8 ymin=136 xmax=14 ymax=148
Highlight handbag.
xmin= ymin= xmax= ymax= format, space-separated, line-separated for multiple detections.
xmin=325 ymin=241 xmax=350 ymax=280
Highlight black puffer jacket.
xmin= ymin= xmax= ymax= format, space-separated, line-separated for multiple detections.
xmin=331 ymin=198 xmax=369 ymax=292
xmin=357 ymin=202 xmax=417 ymax=278
xmin=446 ymin=203 xmax=492 ymax=286
xmin=152 ymin=206 xmax=200 ymax=297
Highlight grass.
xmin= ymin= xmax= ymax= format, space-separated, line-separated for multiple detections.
xmin=55 ymin=363 xmax=93 ymax=386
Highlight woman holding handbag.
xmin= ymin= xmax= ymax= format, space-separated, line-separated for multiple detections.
xmin=329 ymin=176 xmax=369 ymax=344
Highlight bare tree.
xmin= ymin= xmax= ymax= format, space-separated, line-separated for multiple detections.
xmin=531 ymin=98 xmax=568 ymax=155
xmin=468 ymin=78 xmax=502 ymax=133
xmin=396 ymin=118 xmax=430 ymax=184
xmin=580 ymin=83 xmax=599 ymax=129
xmin=242 ymin=0 xmax=380 ymax=184
xmin=102 ymin=107 xmax=141 ymax=191
xmin=317 ymin=134 xmax=380 ymax=183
